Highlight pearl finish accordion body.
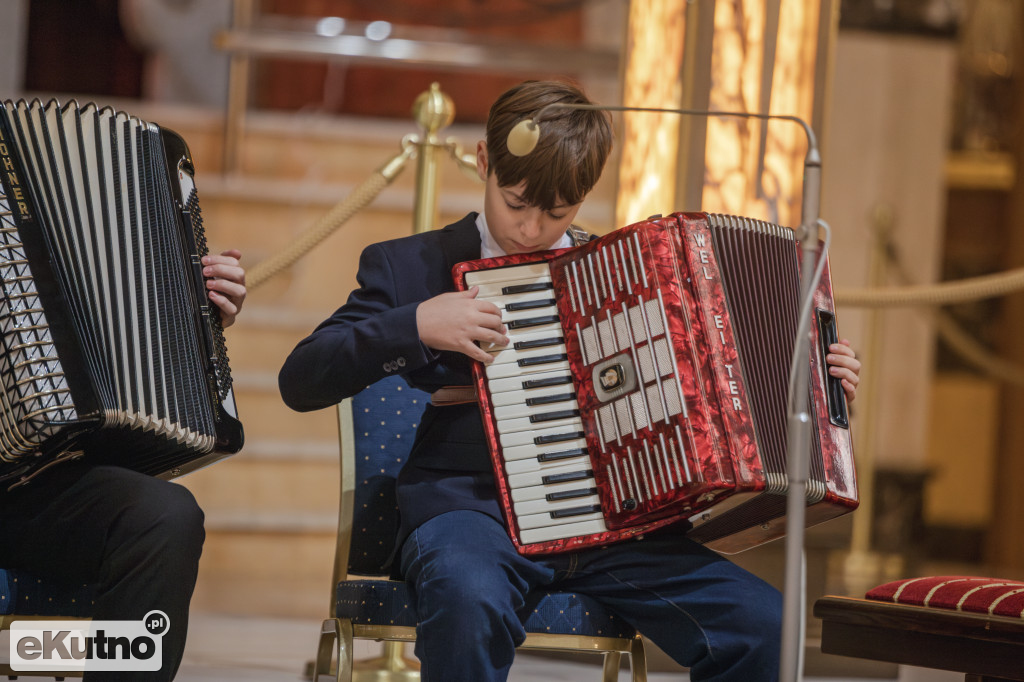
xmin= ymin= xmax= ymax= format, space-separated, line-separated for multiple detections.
xmin=0 ymin=99 xmax=243 ymax=490
xmin=452 ymin=212 xmax=857 ymax=555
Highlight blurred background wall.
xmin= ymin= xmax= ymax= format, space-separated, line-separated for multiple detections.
xmin=2 ymin=0 xmax=1022 ymax=651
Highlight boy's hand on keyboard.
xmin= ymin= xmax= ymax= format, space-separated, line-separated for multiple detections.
xmin=417 ymin=287 xmax=509 ymax=363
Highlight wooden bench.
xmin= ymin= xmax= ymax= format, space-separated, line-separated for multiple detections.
xmin=815 ymin=576 xmax=1024 ymax=682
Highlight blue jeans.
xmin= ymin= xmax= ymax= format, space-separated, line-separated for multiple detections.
xmin=400 ymin=510 xmax=781 ymax=681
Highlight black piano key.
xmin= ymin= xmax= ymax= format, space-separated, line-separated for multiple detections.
xmin=537 ymin=447 xmax=588 ymax=462
xmin=506 ymin=298 xmax=556 ymax=312
xmin=525 ymin=392 xmax=576 ymax=407
xmin=542 ymin=469 xmax=594 ymax=485
xmin=546 ymin=487 xmax=598 ymax=502
xmin=514 ymin=336 xmax=563 ymax=351
xmin=551 ymin=504 xmax=602 ymax=519
xmin=529 ymin=409 xmax=580 ymax=424
xmin=518 ymin=353 xmax=568 ymax=368
xmin=508 ymin=314 xmax=560 ymax=330
xmin=502 ymin=281 xmax=553 ymax=295
xmin=522 ymin=375 xmax=572 ymax=390
xmin=534 ymin=431 xmax=585 ymax=445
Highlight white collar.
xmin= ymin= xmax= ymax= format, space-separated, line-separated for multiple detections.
xmin=475 ymin=212 xmax=573 ymax=259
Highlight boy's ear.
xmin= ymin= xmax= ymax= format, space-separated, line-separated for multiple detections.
xmin=475 ymin=140 xmax=488 ymax=181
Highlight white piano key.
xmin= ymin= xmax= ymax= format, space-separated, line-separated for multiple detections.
xmin=478 ymin=289 xmax=556 ymax=310
xmin=519 ymin=518 xmax=608 ymax=544
xmin=497 ymin=412 xmax=581 ymax=439
xmin=488 ymin=341 xmax=566 ymax=367
xmin=515 ymin=505 xmax=604 ymax=531
xmin=505 ymin=454 xmax=592 ymax=481
xmin=510 ymin=472 xmax=596 ymax=501
xmin=487 ymin=368 xmax=574 ymax=396
xmin=464 ymin=263 xmax=551 ymax=287
xmin=501 ymin=303 xmax=559 ymax=324
xmin=501 ymin=436 xmax=589 ymax=462
xmin=506 ymin=320 xmax=562 ymax=338
xmin=489 ymin=381 xmax=574 ymax=407
xmin=474 ymin=272 xmax=553 ymax=297
xmin=499 ymin=420 xmax=584 ymax=448
xmin=508 ymin=467 xmax=594 ymax=498
xmin=487 ymin=327 xmax=562 ymax=353
xmin=486 ymin=357 xmax=571 ymax=380
xmin=494 ymin=397 xmax=578 ymax=421
xmin=513 ymin=492 xmax=601 ymax=517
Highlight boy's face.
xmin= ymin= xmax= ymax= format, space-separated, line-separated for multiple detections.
xmin=476 ymin=141 xmax=583 ymax=255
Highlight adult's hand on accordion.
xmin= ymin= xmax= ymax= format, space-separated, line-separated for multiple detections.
xmin=416 ymin=287 xmax=509 ymax=364
xmin=827 ymin=339 xmax=860 ymax=404
xmin=203 ymin=249 xmax=246 ymax=328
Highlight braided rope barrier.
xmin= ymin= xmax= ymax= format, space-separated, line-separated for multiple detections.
xmin=837 ymin=252 xmax=1024 ymax=386
xmin=247 ymin=143 xmax=415 ymax=291
xmin=835 ymin=266 xmax=1024 ymax=307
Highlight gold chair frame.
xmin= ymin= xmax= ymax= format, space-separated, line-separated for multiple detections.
xmin=311 ymin=398 xmax=648 ymax=682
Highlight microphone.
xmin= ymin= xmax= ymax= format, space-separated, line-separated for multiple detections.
xmin=508 ymin=100 xmax=824 ymax=682
xmin=506 ymin=101 xmax=821 ymax=241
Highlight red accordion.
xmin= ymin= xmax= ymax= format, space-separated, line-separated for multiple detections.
xmin=452 ymin=212 xmax=857 ymax=555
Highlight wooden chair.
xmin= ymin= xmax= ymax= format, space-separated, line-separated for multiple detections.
xmin=311 ymin=375 xmax=648 ymax=682
xmin=815 ymin=575 xmax=1024 ymax=681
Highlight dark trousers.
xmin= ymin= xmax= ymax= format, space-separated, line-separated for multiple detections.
xmin=400 ymin=510 xmax=782 ymax=682
xmin=0 ymin=463 xmax=205 ymax=681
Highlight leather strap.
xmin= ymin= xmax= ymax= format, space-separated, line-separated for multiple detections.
xmin=430 ymin=385 xmax=478 ymax=406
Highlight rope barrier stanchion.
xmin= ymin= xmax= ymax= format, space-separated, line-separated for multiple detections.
xmin=246 ymin=142 xmax=417 ymax=291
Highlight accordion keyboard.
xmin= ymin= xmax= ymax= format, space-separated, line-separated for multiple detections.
xmin=466 ymin=263 xmax=609 ymax=544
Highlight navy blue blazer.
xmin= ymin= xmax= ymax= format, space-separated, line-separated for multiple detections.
xmin=279 ymin=213 xmax=504 ymax=545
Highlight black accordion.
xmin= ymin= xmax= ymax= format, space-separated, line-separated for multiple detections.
xmin=0 ymin=98 xmax=243 ymax=491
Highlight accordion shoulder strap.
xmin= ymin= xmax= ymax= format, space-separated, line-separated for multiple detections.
xmin=567 ymin=224 xmax=592 ymax=247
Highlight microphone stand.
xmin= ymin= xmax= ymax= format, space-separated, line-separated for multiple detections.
xmin=515 ymin=103 xmax=824 ymax=681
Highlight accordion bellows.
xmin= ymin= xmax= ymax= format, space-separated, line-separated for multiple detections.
xmin=453 ymin=213 xmax=857 ymax=555
xmin=0 ymin=98 xmax=243 ymax=489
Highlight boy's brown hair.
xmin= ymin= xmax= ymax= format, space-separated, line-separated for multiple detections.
xmin=484 ymin=80 xmax=613 ymax=211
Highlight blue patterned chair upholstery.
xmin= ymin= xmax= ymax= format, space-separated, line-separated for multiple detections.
xmin=1 ymin=568 xmax=93 ymax=678
xmin=313 ymin=374 xmax=647 ymax=681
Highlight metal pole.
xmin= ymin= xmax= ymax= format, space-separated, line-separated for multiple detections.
xmin=222 ymin=0 xmax=256 ymax=175
xmin=779 ymin=147 xmax=822 ymax=682
xmin=410 ymin=83 xmax=455 ymax=234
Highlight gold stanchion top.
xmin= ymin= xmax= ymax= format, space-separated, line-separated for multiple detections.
xmin=412 ymin=82 xmax=455 ymax=137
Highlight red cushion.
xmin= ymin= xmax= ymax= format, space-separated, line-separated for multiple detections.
xmin=866 ymin=576 xmax=1024 ymax=619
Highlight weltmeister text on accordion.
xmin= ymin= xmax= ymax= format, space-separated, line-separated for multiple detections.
xmin=453 ymin=212 xmax=856 ymax=555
